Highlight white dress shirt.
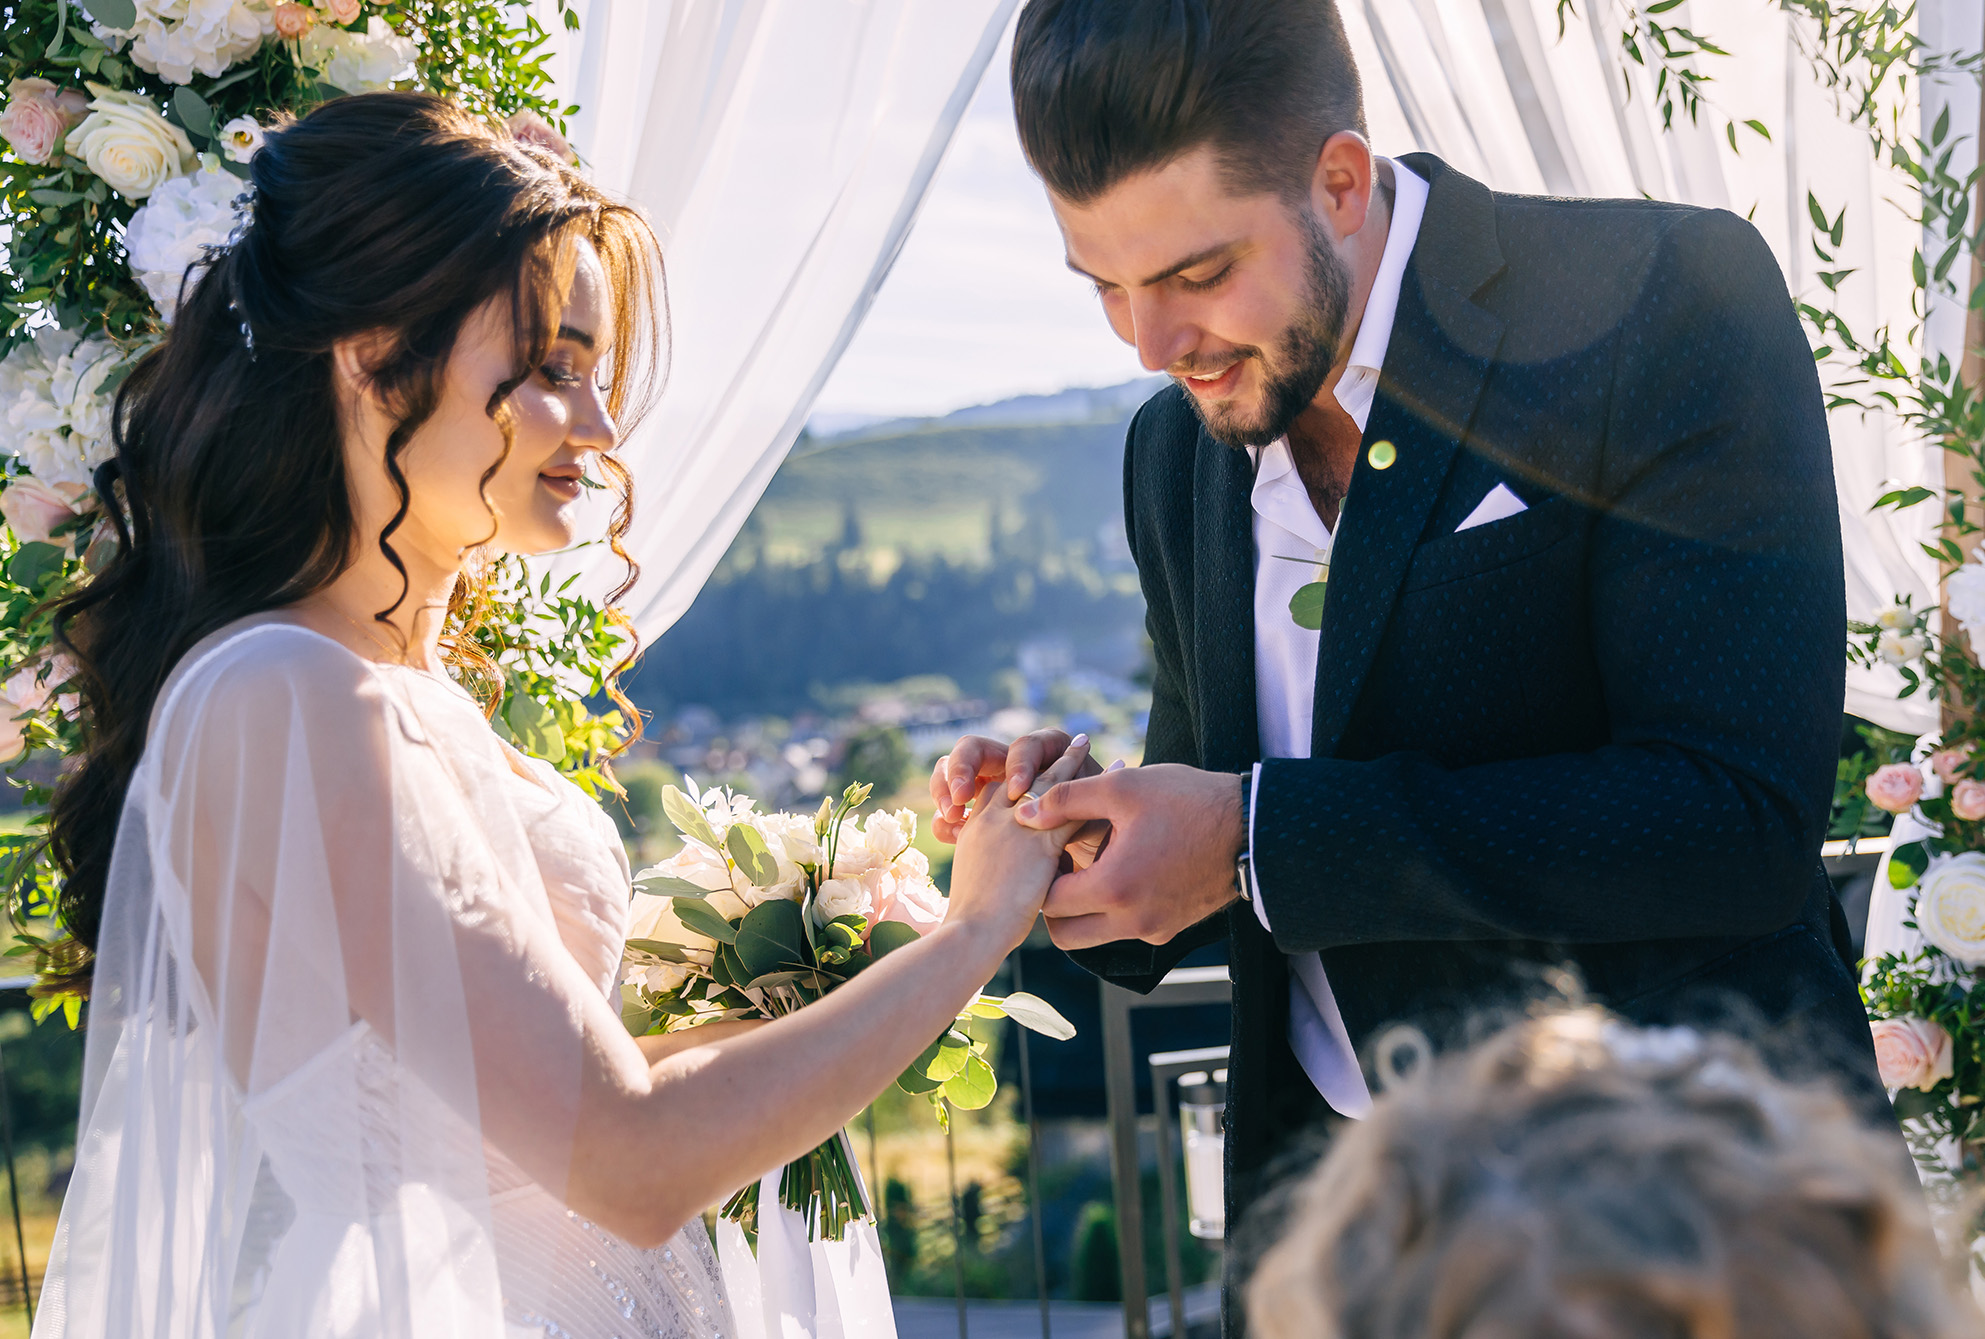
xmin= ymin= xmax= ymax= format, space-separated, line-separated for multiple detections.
xmin=1245 ymin=158 xmax=1428 ymax=1120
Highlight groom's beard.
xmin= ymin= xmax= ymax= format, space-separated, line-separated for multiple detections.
xmin=1178 ymin=211 xmax=1352 ymax=450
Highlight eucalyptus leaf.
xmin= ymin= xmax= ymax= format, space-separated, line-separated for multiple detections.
xmin=7 ymin=542 xmax=64 ymax=590
xmin=623 ymin=938 xmax=690 ymax=964
xmin=741 ymin=969 xmax=810 ymax=991
xmin=895 ymin=1064 xmax=941 ymax=1095
xmin=662 ymin=785 xmax=722 ymax=851
xmin=726 ymin=823 xmax=780 ymax=887
xmin=941 ymin=1052 xmax=997 ymax=1110
xmin=961 ymin=998 xmax=1007 ymax=1020
xmin=868 ymin=921 xmax=920 ymax=958
xmin=82 ymin=0 xmax=138 ymax=29
xmin=1889 ymin=840 xmax=1930 ymax=890
xmin=996 ymin=991 xmax=1077 ymax=1040
xmin=672 ymin=896 xmax=738 ymax=946
xmin=924 ymin=1029 xmax=972 ymax=1083
xmin=734 ymin=898 xmax=807 ymax=980
xmin=1289 ymin=580 xmax=1328 ymax=631
xmin=171 ymin=86 xmax=215 ymax=140
xmin=634 ymin=873 xmax=719 ymax=898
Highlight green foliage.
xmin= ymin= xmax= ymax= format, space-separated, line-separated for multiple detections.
xmin=1831 ymin=720 xmax=1915 ymax=839
xmin=1070 ymin=1201 xmax=1122 ymax=1303
xmin=833 ymin=723 xmax=911 ymax=801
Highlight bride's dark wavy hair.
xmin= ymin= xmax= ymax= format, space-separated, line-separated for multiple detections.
xmin=45 ymin=92 xmax=666 ymax=975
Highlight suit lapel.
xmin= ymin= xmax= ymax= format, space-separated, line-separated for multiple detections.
xmin=1311 ymin=157 xmax=1508 ymax=758
xmin=1191 ymin=430 xmax=1262 ymax=773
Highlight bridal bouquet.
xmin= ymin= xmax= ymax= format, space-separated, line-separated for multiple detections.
xmin=0 ymin=1 xmax=626 ymax=1005
xmin=621 ymin=778 xmax=1074 ymax=1244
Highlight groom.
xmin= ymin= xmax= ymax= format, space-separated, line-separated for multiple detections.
xmin=934 ymin=0 xmax=1885 ymax=1314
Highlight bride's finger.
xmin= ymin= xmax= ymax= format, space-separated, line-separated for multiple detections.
xmin=1030 ymin=734 xmax=1092 ymax=793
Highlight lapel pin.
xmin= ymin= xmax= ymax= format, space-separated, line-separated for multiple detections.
xmin=1367 ymin=440 xmax=1397 ymax=471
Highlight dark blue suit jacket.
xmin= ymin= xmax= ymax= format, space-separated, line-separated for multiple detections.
xmin=1074 ymin=154 xmax=1882 ymax=1245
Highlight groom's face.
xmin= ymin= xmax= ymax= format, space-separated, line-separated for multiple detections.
xmin=1052 ymin=144 xmax=1356 ymax=448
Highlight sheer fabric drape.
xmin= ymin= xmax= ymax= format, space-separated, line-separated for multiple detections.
xmin=531 ymin=0 xmax=1019 ymax=641
xmin=34 ymin=621 xmax=726 ymax=1338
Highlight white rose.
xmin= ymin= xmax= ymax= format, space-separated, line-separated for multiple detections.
xmin=300 ymin=16 xmax=414 ymax=93
xmin=124 ymin=158 xmax=243 ymax=321
xmin=645 ymin=841 xmax=733 ymax=895
xmin=813 ymin=876 xmax=873 ymax=927
xmin=66 ymin=86 xmax=195 ymax=199
xmin=218 ymin=114 xmax=264 ymax=162
xmin=624 ymin=890 xmax=717 ymax=957
xmin=758 ymin=811 xmax=821 ymax=868
xmin=1915 ymin=851 xmax=1985 ymax=967
xmin=1878 ymin=630 xmax=1928 ymax=665
xmin=1948 ymin=559 xmax=1985 ymax=645
xmin=626 ymin=958 xmax=692 ymax=995
xmin=891 ymin=846 xmax=931 ymax=882
xmin=861 ymin=810 xmax=910 ymax=863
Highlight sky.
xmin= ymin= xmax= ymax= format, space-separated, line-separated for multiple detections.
xmin=809 ymin=27 xmax=1149 ymax=422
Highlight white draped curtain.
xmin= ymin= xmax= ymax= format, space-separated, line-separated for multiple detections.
xmin=534 ymin=0 xmax=1018 ymax=640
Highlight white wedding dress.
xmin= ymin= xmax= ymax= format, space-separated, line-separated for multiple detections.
xmin=34 ymin=619 xmax=731 ymax=1338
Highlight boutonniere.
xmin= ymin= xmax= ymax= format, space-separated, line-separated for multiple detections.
xmin=1271 ymin=554 xmax=1329 ymax=631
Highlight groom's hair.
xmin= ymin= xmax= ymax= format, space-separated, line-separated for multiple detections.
xmin=1012 ymin=0 xmax=1368 ymax=205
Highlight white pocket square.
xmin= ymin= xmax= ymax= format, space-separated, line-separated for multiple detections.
xmin=1455 ymin=482 xmax=1528 ymax=533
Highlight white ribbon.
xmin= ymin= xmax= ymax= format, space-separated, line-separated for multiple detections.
xmin=715 ymin=1134 xmax=895 ymax=1339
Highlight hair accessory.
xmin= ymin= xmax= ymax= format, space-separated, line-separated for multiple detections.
xmin=229 ymin=300 xmax=257 ymax=360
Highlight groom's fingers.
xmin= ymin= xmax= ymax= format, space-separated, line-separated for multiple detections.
xmin=1013 ymin=769 xmax=1119 ymax=830
xmin=1043 ymin=911 xmax=1123 ymax=952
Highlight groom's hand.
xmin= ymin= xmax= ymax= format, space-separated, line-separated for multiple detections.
xmin=1014 ymin=764 xmax=1246 ymax=950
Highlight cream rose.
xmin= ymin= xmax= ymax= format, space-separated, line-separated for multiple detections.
xmin=1866 ymin=763 xmax=1924 ymax=815
xmin=1874 ymin=602 xmax=1917 ymax=632
xmin=272 ymin=2 xmax=315 ymax=38
xmin=66 ymin=86 xmax=195 ymax=199
xmin=758 ymin=811 xmax=821 ymax=868
xmin=1878 ymin=630 xmax=1928 ymax=665
xmin=319 ymin=0 xmax=362 ymax=23
xmin=813 ymin=876 xmax=873 ymax=927
xmin=624 ymin=890 xmax=717 ymax=959
xmin=645 ymin=840 xmax=735 ymax=895
xmin=861 ymin=809 xmax=912 ymax=863
xmin=0 ymin=476 xmax=90 ymax=548
xmin=0 ymin=78 xmax=90 ymax=166
xmin=1870 ymin=1016 xmax=1954 ymax=1092
xmin=1916 ymin=851 xmax=1985 ymax=966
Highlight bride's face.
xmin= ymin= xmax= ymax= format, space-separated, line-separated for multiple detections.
xmin=371 ymin=240 xmax=617 ymax=565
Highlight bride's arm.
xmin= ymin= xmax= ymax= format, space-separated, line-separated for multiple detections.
xmin=557 ymin=762 xmax=1081 ymax=1247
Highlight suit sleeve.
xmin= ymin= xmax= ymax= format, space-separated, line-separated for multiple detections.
xmin=1065 ymin=398 xmax=1228 ymax=991
xmin=1250 ymin=209 xmax=1845 ymax=952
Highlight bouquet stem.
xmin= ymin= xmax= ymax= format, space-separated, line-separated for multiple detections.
xmin=720 ymin=1130 xmax=872 ymax=1248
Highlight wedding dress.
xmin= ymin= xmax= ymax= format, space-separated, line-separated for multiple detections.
xmin=33 ymin=619 xmax=731 ymax=1338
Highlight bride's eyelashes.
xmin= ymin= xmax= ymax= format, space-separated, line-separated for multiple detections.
xmin=539 ymin=363 xmax=584 ymax=389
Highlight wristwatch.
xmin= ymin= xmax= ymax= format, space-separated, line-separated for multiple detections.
xmin=1234 ymin=769 xmax=1254 ymax=903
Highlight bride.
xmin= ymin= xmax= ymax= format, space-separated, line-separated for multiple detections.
xmin=31 ymin=92 xmax=1084 ymax=1338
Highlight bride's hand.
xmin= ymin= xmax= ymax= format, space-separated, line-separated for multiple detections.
xmin=944 ymin=737 xmax=1094 ymax=953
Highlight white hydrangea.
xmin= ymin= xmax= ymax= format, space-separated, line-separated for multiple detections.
xmin=92 ymin=0 xmax=275 ymax=86
xmin=124 ymin=157 xmax=243 ymax=321
xmin=299 ymin=17 xmax=416 ymax=93
xmin=1947 ymin=556 xmax=1985 ymax=645
xmin=0 ymin=330 xmax=122 ymax=490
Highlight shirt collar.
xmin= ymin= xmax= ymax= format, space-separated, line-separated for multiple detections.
xmin=1343 ymin=157 xmax=1429 ymax=381
xmin=1250 ymin=158 xmax=1429 ymax=532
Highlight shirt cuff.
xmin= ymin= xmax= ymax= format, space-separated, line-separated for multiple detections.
xmin=1247 ymin=761 xmax=1272 ymax=934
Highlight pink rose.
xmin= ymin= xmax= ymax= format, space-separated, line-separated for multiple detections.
xmin=1 ymin=78 xmax=90 ymax=166
xmin=1932 ymin=744 xmax=1977 ymax=783
xmin=1870 ymin=1016 xmax=1955 ymax=1092
xmin=0 ymin=660 xmax=57 ymax=764
xmin=273 ymin=2 xmax=316 ymax=39
xmin=1867 ymin=763 xmax=1924 ymax=815
xmin=0 ymin=476 xmax=91 ymax=549
xmin=1953 ymin=779 xmax=1985 ymax=822
xmin=506 ymin=109 xmax=575 ymax=164
xmin=318 ymin=0 xmax=362 ymax=22
xmin=870 ymin=868 xmax=947 ymax=935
